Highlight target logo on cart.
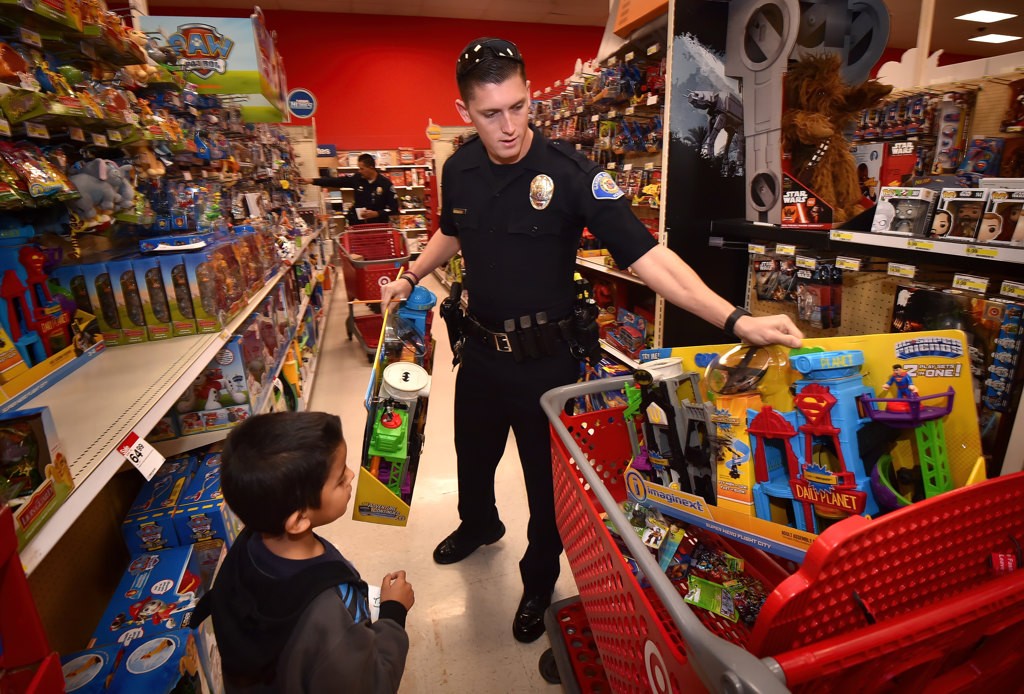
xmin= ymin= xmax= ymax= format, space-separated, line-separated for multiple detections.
xmin=644 ymin=640 xmax=671 ymax=693
xmin=378 ymin=276 xmax=391 ymax=287
xmin=625 ymin=468 xmax=648 ymax=502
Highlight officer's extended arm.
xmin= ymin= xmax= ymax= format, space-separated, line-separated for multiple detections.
xmin=379 ymin=231 xmax=461 ymax=305
xmin=629 ymin=245 xmax=803 ymax=348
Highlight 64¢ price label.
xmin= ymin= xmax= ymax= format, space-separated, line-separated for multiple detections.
xmin=118 ymin=431 xmax=165 ymax=480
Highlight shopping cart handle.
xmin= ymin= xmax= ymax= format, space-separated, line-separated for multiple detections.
xmin=541 ymin=379 xmax=790 ymax=694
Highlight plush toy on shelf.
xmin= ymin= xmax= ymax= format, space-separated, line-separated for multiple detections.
xmin=68 ymin=159 xmax=136 ymax=226
xmin=782 ymin=53 xmax=892 ymax=225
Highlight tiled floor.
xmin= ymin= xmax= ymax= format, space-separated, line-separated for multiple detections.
xmin=311 ymin=272 xmax=577 ymax=692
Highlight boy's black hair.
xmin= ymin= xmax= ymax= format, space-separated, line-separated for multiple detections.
xmin=358 ymin=153 xmax=375 ymax=168
xmin=456 ymin=37 xmax=527 ymax=103
xmin=221 ymin=411 xmax=344 ymax=534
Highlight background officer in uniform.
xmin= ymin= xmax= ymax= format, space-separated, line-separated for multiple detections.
xmin=304 ymin=153 xmax=397 ymax=225
xmin=380 ymin=37 xmax=804 ymax=644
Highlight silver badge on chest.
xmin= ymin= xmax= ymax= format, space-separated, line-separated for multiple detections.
xmin=529 ymin=174 xmax=554 ymax=210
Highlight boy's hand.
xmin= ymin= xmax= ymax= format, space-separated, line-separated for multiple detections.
xmin=381 ymin=571 xmax=414 ymax=610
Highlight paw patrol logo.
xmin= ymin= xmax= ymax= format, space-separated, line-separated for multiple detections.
xmin=895 ymin=337 xmax=964 ymax=360
xmin=168 ymin=24 xmax=234 ymax=79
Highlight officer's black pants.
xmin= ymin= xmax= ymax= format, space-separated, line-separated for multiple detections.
xmin=454 ymin=339 xmax=579 ymax=595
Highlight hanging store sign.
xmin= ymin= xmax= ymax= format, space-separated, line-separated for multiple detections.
xmin=287 ymin=88 xmax=317 ymax=118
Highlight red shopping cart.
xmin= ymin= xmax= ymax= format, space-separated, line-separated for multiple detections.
xmin=541 ymin=377 xmax=1024 ymax=693
xmin=338 ymin=224 xmax=409 ymax=362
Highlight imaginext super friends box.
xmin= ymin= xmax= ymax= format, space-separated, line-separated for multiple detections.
xmin=634 ymin=331 xmax=985 ymax=561
xmin=2 ymin=406 xmax=75 ymax=550
xmin=173 ymin=450 xmax=241 ymax=547
xmin=122 ymin=453 xmax=196 ymax=555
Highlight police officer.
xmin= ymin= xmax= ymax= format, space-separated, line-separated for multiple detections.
xmin=380 ymin=37 xmax=804 ymax=644
xmin=304 ymin=153 xmax=397 ymax=225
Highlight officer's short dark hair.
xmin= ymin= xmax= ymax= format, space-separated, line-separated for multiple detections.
xmin=456 ymin=37 xmax=527 ymax=102
xmin=221 ymin=411 xmax=344 ymax=534
xmin=358 ymin=153 xmax=375 ymax=169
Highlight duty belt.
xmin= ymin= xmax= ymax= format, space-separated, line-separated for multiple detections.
xmin=464 ymin=312 xmax=569 ymax=361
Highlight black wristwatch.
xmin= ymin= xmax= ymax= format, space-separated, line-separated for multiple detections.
xmin=724 ymin=306 xmax=751 ymax=339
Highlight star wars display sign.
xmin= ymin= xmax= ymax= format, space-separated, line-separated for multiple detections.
xmin=140 ymin=9 xmax=287 ymax=123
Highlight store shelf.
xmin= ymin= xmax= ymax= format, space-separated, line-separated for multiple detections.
xmin=394 ymin=185 xmax=424 ymax=190
xmin=19 ymin=235 xmax=315 ymax=575
xmin=297 ymin=287 xmax=334 ymax=412
xmin=576 ymin=255 xmax=647 ymax=286
xmin=399 ymin=208 xmax=427 ymax=213
xmin=599 ymin=340 xmax=640 ymax=369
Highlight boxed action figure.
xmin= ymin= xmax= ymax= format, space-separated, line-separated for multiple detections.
xmin=879 ymin=140 xmax=920 ymax=188
xmin=933 ymin=188 xmax=988 ymax=239
xmin=157 ymin=254 xmax=198 ymax=337
xmin=173 ymin=450 xmax=241 ymax=547
xmin=131 ymin=257 xmax=173 ymax=341
xmin=851 ymin=143 xmax=883 ymax=203
xmin=174 ymin=336 xmax=252 ymax=436
xmin=980 ymin=189 xmax=1024 ymax=244
xmin=181 ymin=244 xmax=246 ymax=333
xmin=80 ymin=263 xmax=126 ymax=346
xmin=122 ymin=452 xmax=197 ymax=555
xmin=870 ymin=187 xmax=937 ymax=236
xmin=106 ymin=259 xmax=149 ymax=344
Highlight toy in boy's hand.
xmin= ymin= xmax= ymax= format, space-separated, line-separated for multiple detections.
xmin=781 ymin=53 xmax=892 ymax=225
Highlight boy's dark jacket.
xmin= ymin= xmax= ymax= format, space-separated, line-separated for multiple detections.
xmin=194 ymin=529 xmax=408 ymax=693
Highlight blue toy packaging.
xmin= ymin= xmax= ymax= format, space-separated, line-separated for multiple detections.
xmin=173 ymin=450 xmax=241 ymax=547
xmin=157 ymin=254 xmax=198 ymax=337
xmin=60 ymin=643 xmax=121 ymax=693
xmin=122 ymin=452 xmax=197 ymax=555
xmin=174 ymin=336 xmax=252 ymax=436
xmin=131 ymin=257 xmax=173 ymax=341
xmin=106 ymin=259 xmax=149 ymax=344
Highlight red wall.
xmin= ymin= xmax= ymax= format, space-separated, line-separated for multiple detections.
xmin=151 ymin=7 xmax=604 ymax=150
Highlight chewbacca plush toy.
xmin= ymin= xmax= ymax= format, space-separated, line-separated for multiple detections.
xmin=782 ymin=53 xmax=892 ymax=225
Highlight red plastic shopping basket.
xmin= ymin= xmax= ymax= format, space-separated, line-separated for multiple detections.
xmin=542 ymin=377 xmax=1024 ymax=694
xmin=338 ymin=226 xmax=409 ymax=301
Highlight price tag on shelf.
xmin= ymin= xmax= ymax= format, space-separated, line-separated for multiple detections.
xmin=647 ymin=43 xmax=661 ymax=55
xmin=1000 ymin=280 xmax=1024 ymax=300
xmin=545 ymin=86 xmax=552 ymax=93
xmin=117 ymin=431 xmax=166 ymax=481
xmin=68 ymin=126 xmax=85 ymax=141
xmin=609 ymin=109 xmax=618 ymax=118
xmin=952 ymin=274 xmax=989 ymax=294
xmin=830 ymin=231 xmax=854 ymax=242
xmin=888 ymin=262 xmax=916 ymax=279
xmin=625 ymin=106 xmax=636 ymax=115
xmin=622 ymin=163 xmax=633 ymax=171
xmin=835 ymin=256 xmax=862 ymax=272
xmin=644 ymin=162 xmax=655 ymax=170
xmin=907 ymin=239 xmax=934 ymax=251
xmin=107 ymin=129 xmax=122 ymax=142
xmin=606 ymin=162 xmax=617 ymax=170
xmin=545 ymin=120 xmax=551 ymax=126
xmin=775 ymin=243 xmax=796 ymax=256
xmin=20 ymin=28 xmax=42 ymax=47
xmin=608 ymin=57 xmax=618 ymax=66
xmin=591 ymin=114 xmax=600 ymax=123
xmin=966 ymin=245 xmax=1000 ymax=259
xmin=91 ymin=132 xmax=108 ymax=147
xmin=625 ymin=51 xmax=635 ymax=61
xmin=25 ymin=122 xmax=49 ymax=139
xmin=576 ymin=106 xmax=583 ymax=114
xmin=183 ymin=171 xmax=192 ymax=181
xmin=575 ymin=144 xmax=582 ymax=150
xmin=748 ymin=243 xmax=767 ymax=255
xmin=796 ymin=256 xmax=817 ymax=269
xmin=553 ymin=115 xmax=561 ymax=121
xmin=647 ymin=94 xmax=659 ymax=106
xmin=0 ymin=119 xmax=10 ymax=138
xmin=533 ymin=90 xmax=541 ymax=97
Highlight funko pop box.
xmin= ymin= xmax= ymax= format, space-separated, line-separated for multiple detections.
xmin=91 ymin=540 xmax=223 ymax=649
xmin=870 ymin=187 xmax=938 ymax=236
xmin=173 ymin=449 xmax=241 ymax=547
xmin=982 ymin=189 xmax=1024 ymax=244
xmin=2 ymin=406 xmax=75 ymax=551
xmin=934 ymin=188 xmax=989 ymax=240
xmin=157 ymin=253 xmax=199 ymax=337
xmin=122 ymin=452 xmax=197 ymax=555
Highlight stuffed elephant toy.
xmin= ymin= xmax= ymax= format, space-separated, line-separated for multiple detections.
xmin=69 ymin=159 xmax=135 ymax=222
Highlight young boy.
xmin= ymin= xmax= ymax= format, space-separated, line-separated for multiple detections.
xmin=194 ymin=411 xmax=414 ymax=692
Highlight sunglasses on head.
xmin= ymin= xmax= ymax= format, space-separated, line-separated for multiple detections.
xmin=456 ymin=38 xmax=523 ymax=78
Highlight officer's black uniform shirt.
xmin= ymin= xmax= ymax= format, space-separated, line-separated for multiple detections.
xmin=312 ymin=172 xmax=397 ymax=225
xmin=440 ymin=126 xmax=657 ymax=328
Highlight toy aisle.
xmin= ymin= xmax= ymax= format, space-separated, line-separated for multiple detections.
xmin=3 ymin=0 xmax=1024 ymax=692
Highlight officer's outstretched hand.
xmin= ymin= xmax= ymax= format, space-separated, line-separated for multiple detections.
xmin=733 ymin=314 xmax=803 ymax=349
xmin=379 ymin=276 xmax=412 ymax=307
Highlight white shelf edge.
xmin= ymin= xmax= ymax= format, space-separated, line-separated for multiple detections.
xmin=599 ymin=340 xmax=640 ymax=369
xmin=20 ymin=234 xmax=317 ymax=575
xmin=399 ymin=208 xmax=427 ymax=213
xmin=394 ymin=185 xmax=425 ymax=189
xmin=576 ymin=255 xmax=647 ymax=286
xmin=829 ymin=230 xmax=1024 ymax=264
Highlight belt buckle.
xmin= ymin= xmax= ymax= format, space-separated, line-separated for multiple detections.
xmin=494 ymin=332 xmax=512 ymax=353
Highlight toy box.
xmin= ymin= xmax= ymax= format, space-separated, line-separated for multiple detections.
xmin=122 ymin=453 xmax=197 ymax=555
xmin=181 ymin=244 xmax=246 ymax=333
xmin=958 ymin=137 xmax=1004 ymax=178
xmin=106 ymin=259 xmax=149 ymax=344
xmin=604 ymin=308 xmax=648 ymax=360
xmin=131 ymin=257 xmax=173 ymax=341
xmin=933 ymin=188 xmax=989 ymax=240
xmin=147 ymin=414 xmax=179 ymax=443
xmin=61 ymin=643 xmax=122 ymax=693
xmin=157 ymin=254 xmax=198 ymax=337
xmin=879 ymin=140 xmax=920 ymax=187
xmin=174 ymin=336 xmax=252 ymax=436
xmin=779 ymin=174 xmax=832 ymax=229
xmin=173 ymin=450 xmax=241 ymax=547
xmin=851 ymin=143 xmax=884 ymax=203
xmin=634 ymin=330 xmax=984 ymax=561
xmin=80 ymin=263 xmax=126 ymax=345
xmin=981 ymin=189 xmax=1024 ymax=244
xmin=106 ymin=629 xmax=205 ymax=694
xmin=870 ymin=187 xmax=937 ymax=236
xmin=2 ymin=406 xmax=74 ymax=550
xmin=795 ymin=261 xmax=842 ymax=329
xmin=92 ymin=542 xmax=219 ymax=648
xmin=231 ymin=233 xmax=265 ymax=299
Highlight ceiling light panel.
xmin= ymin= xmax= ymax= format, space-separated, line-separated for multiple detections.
xmin=968 ymin=33 xmax=1022 ymax=43
xmin=954 ymin=10 xmax=1018 ymax=23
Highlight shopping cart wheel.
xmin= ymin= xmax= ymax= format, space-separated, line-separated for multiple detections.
xmin=538 ymin=649 xmax=561 ymax=685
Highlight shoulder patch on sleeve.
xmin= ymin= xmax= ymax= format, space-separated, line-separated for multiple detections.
xmin=592 ymin=171 xmax=625 ymax=200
